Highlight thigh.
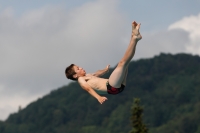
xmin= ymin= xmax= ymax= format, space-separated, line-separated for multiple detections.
xmin=108 ymin=65 xmax=127 ymax=88
xmin=122 ymin=68 xmax=128 ymax=86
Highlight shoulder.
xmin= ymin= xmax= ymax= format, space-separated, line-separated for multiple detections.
xmin=86 ymin=73 xmax=95 ymax=76
xmin=78 ymin=77 xmax=85 ymax=83
xmin=78 ymin=76 xmax=90 ymax=84
xmin=78 ymin=77 xmax=91 ymax=91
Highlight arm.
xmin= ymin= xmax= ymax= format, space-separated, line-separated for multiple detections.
xmin=92 ymin=65 xmax=110 ymax=77
xmin=78 ymin=77 xmax=107 ymax=104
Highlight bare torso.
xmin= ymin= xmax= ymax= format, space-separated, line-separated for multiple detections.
xmin=83 ymin=74 xmax=108 ymax=94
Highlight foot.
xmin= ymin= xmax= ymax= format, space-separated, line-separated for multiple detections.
xmin=132 ymin=21 xmax=142 ymax=41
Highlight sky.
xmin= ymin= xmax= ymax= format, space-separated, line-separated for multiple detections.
xmin=0 ymin=0 xmax=200 ymax=120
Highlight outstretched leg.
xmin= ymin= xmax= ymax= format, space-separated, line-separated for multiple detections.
xmin=108 ymin=21 xmax=142 ymax=88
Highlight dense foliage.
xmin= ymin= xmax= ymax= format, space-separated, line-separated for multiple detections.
xmin=129 ymin=98 xmax=148 ymax=133
xmin=0 ymin=53 xmax=200 ymax=133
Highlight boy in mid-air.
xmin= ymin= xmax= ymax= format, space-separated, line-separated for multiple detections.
xmin=65 ymin=21 xmax=142 ymax=104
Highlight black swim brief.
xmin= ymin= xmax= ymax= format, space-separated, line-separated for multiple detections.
xmin=106 ymin=81 xmax=125 ymax=95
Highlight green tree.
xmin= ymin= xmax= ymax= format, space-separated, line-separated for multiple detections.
xmin=129 ymin=98 xmax=148 ymax=133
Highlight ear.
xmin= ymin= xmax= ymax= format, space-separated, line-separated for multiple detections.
xmin=73 ymin=74 xmax=77 ymax=79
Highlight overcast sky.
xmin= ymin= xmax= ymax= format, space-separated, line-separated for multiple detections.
xmin=0 ymin=0 xmax=200 ymax=120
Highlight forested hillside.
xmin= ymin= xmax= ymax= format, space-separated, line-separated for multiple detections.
xmin=0 ymin=53 xmax=200 ymax=133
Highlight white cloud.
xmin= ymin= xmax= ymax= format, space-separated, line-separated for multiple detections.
xmin=168 ymin=13 xmax=200 ymax=54
xmin=132 ymin=13 xmax=200 ymax=60
xmin=0 ymin=0 xmax=129 ymax=120
xmin=134 ymin=29 xmax=190 ymax=59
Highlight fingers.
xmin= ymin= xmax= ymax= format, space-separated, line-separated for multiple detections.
xmin=99 ymin=97 xmax=108 ymax=104
xmin=104 ymin=97 xmax=108 ymax=100
xmin=100 ymin=99 xmax=106 ymax=104
xmin=106 ymin=65 xmax=110 ymax=72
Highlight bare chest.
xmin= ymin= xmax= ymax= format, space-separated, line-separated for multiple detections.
xmin=84 ymin=75 xmax=108 ymax=91
xmin=85 ymin=76 xmax=100 ymax=87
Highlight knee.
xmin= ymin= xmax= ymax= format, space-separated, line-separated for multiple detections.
xmin=118 ymin=61 xmax=127 ymax=67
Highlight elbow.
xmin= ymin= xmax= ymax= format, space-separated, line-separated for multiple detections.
xmin=84 ymin=87 xmax=91 ymax=92
xmin=93 ymin=74 xmax=100 ymax=77
xmin=86 ymin=88 xmax=92 ymax=92
xmin=93 ymin=73 xmax=98 ymax=77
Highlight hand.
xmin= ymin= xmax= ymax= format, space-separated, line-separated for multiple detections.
xmin=105 ymin=65 xmax=110 ymax=72
xmin=98 ymin=96 xmax=108 ymax=104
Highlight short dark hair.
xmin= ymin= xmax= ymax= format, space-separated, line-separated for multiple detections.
xmin=65 ymin=64 xmax=77 ymax=81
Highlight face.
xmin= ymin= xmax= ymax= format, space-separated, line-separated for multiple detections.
xmin=73 ymin=65 xmax=86 ymax=78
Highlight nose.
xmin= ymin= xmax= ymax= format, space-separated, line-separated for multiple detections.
xmin=80 ymin=67 xmax=85 ymax=71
